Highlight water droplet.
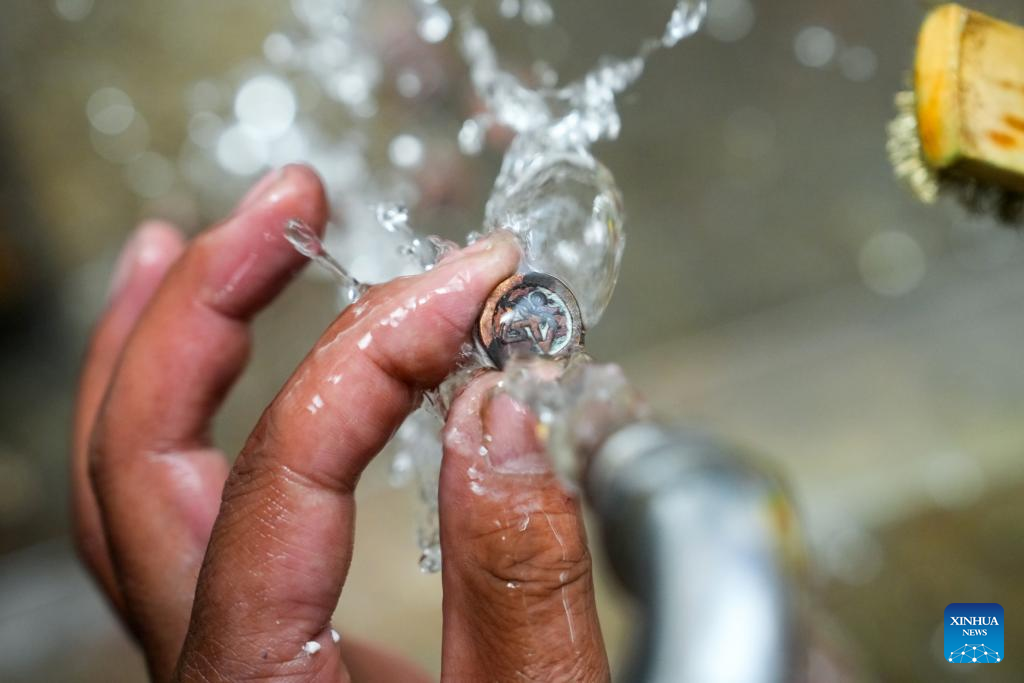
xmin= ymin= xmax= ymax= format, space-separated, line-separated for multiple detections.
xmin=662 ymin=0 xmax=707 ymax=47
xmin=87 ymin=87 xmax=136 ymax=136
xmin=234 ymin=74 xmax=297 ymax=139
xmin=390 ymin=450 xmax=416 ymax=487
xmin=794 ymin=26 xmax=836 ymax=69
xmin=499 ymin=0 xmax=520 ymax=19
xmin=396 ymin=70 xmax=423 ymax=98
xmin=839 ymin=46 xmax=878 ymax=82
xmin=706 ymin=0 xmax=755 ymax=43
xmin=458 ymin=117 xmax=487 ymax=156
xmin=418 ymin=5 xmax=452 ymax=44
xmin=215 ymin=123 xmax=268 ymax=175
xmin=522 ymin=0 xmax=554 ymax=26
xmin=263 ymin=33 xmax=295 ymax=65
xmin=376 ymin=204 xmax=410 ymax=234
xmin=306 ymin=393 xmax=325 ymax=414
xmin=285 ymin=219 xmax=367 ymax=304
xmin=374 ymin=203 xmax=447 ymax=270
xmin=389 ymin=134 xmax=425 ymax=169
xmin=419 ymin=544 xmax=442 ymax=573
xmin=858 ymin=230 xmax=927 ymax=297
xmin=285 ymin=218 xmax=322 ymax=259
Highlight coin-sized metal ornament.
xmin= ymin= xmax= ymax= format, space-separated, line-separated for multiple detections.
xmin=478 ymin=272 xmax=584 ymax=368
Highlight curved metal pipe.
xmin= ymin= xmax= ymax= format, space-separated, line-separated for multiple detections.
xmin=586 ymin=423 xmax=801 ymax=683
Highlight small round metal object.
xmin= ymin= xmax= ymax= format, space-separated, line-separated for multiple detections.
xmin=478 ymin=272 xmax=584 ymax=368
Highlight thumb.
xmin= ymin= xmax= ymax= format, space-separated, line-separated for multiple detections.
xmin=439 ymin=372 xmax=609 ymax=683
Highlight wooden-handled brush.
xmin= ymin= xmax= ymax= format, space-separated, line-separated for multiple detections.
xmin=889 ymin=3 xmax=1024 ymax=221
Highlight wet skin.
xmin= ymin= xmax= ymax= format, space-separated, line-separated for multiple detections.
xmin=72 ymin=165 xmax=609 ymax=683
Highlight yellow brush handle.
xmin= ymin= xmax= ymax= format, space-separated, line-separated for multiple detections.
xmin=916 ymin=4 xmax=1024 ymax=192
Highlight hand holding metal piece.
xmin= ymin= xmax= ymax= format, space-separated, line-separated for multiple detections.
xmin=71 ymin=167 xmax=613 ymax=682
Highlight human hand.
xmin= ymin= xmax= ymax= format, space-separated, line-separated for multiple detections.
xmin=72 ymin=165 xmax=609 ymax=682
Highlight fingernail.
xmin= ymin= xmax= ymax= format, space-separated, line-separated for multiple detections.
xmin=443 ymin=230 xmax=519 ymax=265
xmin=236 ymin=167 xmax=284 ymax=212
xmin=482 ymin=391 xmax=551 ymax=474
xmin=108 ymin=222 xmax=165 ymax=300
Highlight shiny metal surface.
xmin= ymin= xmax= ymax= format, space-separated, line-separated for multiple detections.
xmin=589 ymin=423 xmax=797 ymax=683
xmin=478 ymin=272 xmax=584 ymax=368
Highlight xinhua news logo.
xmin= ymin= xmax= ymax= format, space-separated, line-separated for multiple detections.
xmin=944 ymin=603 xmax=1003 ymax=664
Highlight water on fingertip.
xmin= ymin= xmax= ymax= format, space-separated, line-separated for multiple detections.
xmin=500 ymin=355 xmax=653 ymax=490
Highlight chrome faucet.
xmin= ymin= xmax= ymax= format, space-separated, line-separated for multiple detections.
xmin=586 ymin=422 xmax=802 ymax=683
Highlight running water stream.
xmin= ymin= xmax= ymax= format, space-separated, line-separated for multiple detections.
xmin=287 ymin=0 xmax=707 ymax=570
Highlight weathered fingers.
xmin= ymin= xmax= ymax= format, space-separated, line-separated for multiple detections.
xmin=439 ymin=373 xmax=609 ymax=683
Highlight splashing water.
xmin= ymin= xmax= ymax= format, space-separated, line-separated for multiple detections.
xmin=183 ymin=0 xmax=435 ymax=297
xmin=374 ymin=203 xmax=458 ymax=271
xmin=485 ymin=147 xmax=624 ymax=326
xmin=457 ymin=115 xmax=489 ymax=156
xmin=399 ymin=0 xmax=705 ymax=569
xmin=391 ymin=409 xmax=446 ymax=572
xmin=392 ymin=348 xmax=484 ymax=572
xmin=462 ymin=0 xmax=707 ymax=148
xmin=460 ymin=0 xmax=707 ymax=325
xmin=501 ymin=357 xmax=653 ymax=490
xmin=375 ymin=203 xmax=411 ymax=236
xmin=412 ymin=0 xmax=453 ymax=44
xmin=280 ymin=0 xmax=707 ymax=571
xmin=285 ymin=219 xmax=368 ymax=305
xmin=662 ymin=0 xmax=709 ymax=48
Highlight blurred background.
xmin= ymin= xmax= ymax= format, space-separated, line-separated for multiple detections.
xmin=2 ymin=0 xmax=1024 ymax=680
